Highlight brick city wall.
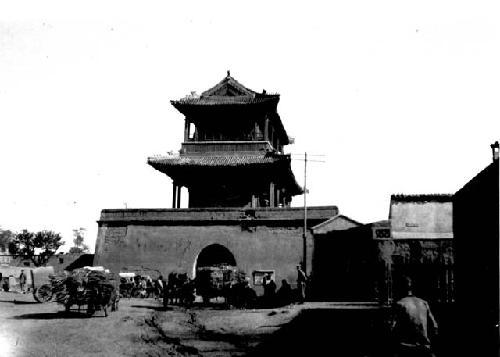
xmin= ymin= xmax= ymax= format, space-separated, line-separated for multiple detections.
xmin=94 ymin=206 xmax=337 ymax=289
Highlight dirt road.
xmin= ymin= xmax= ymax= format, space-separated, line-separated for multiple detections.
xmin=0 ymin=291 xmax=302 ymax=357
xmin=4 ymin=291 xmax=438 ymax=357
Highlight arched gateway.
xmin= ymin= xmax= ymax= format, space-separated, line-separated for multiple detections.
xmin=193 ymin=244 xmax=236 ymax=277
xmin=94 ymin=73 xmax=338 ymax=292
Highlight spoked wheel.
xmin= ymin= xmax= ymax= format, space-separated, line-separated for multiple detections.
xmin=33 ymin=284 xmax=53 ymax=303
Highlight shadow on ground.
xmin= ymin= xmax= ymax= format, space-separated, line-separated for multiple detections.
xmin=131 ymin=304 xmax=167 ymax=311
xmin=0 ymin=300 xmax=40 ymax=304
xmin=10 ymin=311 xmax=96 ymax=320
xmin=10 ymin=309 xmax=114 ymax=319
xmin=245 ymin=308 xmax=391 ymax=357
xmin=244 ymin=305 xmax=459 ymax=357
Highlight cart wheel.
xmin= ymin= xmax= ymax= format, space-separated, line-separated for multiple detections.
xmin=33 ymin=284 xmax=53 ymax=303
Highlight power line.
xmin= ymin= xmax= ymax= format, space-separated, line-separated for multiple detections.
xmin=290 ymin=152 xmax=326 ymax=155
xmin=296 ymin=152 xmax=326 ymax=274
xmin=292 ymin=159 xmax=326 ymax=163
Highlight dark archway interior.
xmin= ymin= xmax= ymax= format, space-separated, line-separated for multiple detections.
xmin=196 ymin=244 xmax=236 ymax=268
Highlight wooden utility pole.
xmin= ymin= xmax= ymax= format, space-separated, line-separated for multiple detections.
xmin=302 ymin=152 xmax=307 ymax=273
xmin=291 ymin=152 xmax=325 ymax=275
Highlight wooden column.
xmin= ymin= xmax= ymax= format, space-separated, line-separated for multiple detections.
xmin=276 ymin=188 xmax=281 ymax=207
xmin=269 ymin=182 xmax=275 ymax=207
xmin=176 ymin=185 xmax=182 ymax=208
xmin=264 ymin=117 xmax=269 ymax=142
xmin=184 ymin=120 xmax=189 ymax=142
xmin=254 ymin=122 xmax=260 ymax=140
xmin=172 ymin=183 xmax=177 ymax=208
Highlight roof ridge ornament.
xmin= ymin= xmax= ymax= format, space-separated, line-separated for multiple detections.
xmin=490 ymin=141 xmax=499 ymax=161
xmin=227 ymin=70 xmax=231 ymax=77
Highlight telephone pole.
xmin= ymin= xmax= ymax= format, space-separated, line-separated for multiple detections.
xmin=303 ymin=152 xmax=307 ymax=273
xmin=292 ymin=152 xmax=325 ymax=275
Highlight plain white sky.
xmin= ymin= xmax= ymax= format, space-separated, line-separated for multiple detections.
xmin=0 ymin=0 xmax=499 ymax=253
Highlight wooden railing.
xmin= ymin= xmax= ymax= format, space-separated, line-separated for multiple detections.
xmin=181 ymin=141 xmax=274 ymax=154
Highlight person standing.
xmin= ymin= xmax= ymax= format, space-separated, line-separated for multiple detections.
xmin=391 ymin=278 xmax=439 ymax=357
xmin=155 ymin=275 xmax=164 ymax=300
xmin=19 ymin=270 xmax=27 ymax=294
xmin=296 ymin=264 xmax=307 ymax=303
xmin=277 ymin=279 xmax=293 ymax=306
xmin=263 ymin=274 xmax=276 ymax=307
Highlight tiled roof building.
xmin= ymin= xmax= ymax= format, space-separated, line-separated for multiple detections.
xmin=148 ymin=71 xmax=302 ymax=208
xmin=95 ymin=73 xmax=335 ymax=286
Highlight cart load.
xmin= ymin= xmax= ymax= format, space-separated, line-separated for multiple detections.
xmin=195 ymin=264 xmax=248 ymax=304
xmin=37 ymin=267 xmax=119 ymax=316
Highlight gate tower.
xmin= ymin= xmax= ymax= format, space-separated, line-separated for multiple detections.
xmin=148 ymin=71 xmax=303 ymax=208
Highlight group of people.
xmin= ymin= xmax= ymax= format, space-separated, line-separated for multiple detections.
xmin=163 ymin=272 xmax=195 ymax=306
xmin=1 ymin=269 xmax=27 ymax=293
xmin=262 ymin=264 xmax=308 ymax=308
xmin=119 ymin=275 xmax=164 ymax=299
xmin=126 ymin=267 xmax=440 ymax=356
xmin=0 ymin=270 xmax=27 ymax=293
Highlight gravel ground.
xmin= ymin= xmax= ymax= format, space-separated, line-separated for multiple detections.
xmin=4 ymin=291 xmax=439 ymax=357
xmin=0 ymin=291 xmax=302 ymax=357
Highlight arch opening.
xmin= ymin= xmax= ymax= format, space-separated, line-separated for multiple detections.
xmin=195 ymin=244 xmax=236 ymax=270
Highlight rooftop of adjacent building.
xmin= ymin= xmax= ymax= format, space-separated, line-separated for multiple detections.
xmin=455 ymin=141 xmax=499 ymax=196
xmin=390 ymin=194 xmax=453 ymax=203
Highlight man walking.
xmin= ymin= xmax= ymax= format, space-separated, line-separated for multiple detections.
xmin=391 ymin=278 xmax=438 ymax=357
xmin=19 ymin=270 xmax=27 ymax=294
xmin=296 ymin=264 xmax=307 ymax=304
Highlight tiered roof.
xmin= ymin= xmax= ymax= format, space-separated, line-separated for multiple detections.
xmin=148 ymin=152 xmax=303 ymax=195
xmin=170 ymin=71 xmax=290 ymax=147
xmin=148 ymin=72 xmax=303 ymax=198
xmin=171 ymin=71 xmax=279 ymax=107
xmin=148 ymin=153 xmax=285 ymax=168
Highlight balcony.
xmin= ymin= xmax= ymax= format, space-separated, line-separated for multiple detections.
xmin=180 ymin=141 xmax=274 ymax=155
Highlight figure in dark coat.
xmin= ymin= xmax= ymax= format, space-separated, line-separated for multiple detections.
xmin=296 ymin=265 xmax=307 ymax=303
xmin=19 ymin=270 xmax=27 ymax=293
xmin=277 ymin=279 xmax=293 ymax=306
xmin=263 ymin=274 xmax=277 ymax=307
xmin=391 ymin=278 xmax=438 ymax=357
